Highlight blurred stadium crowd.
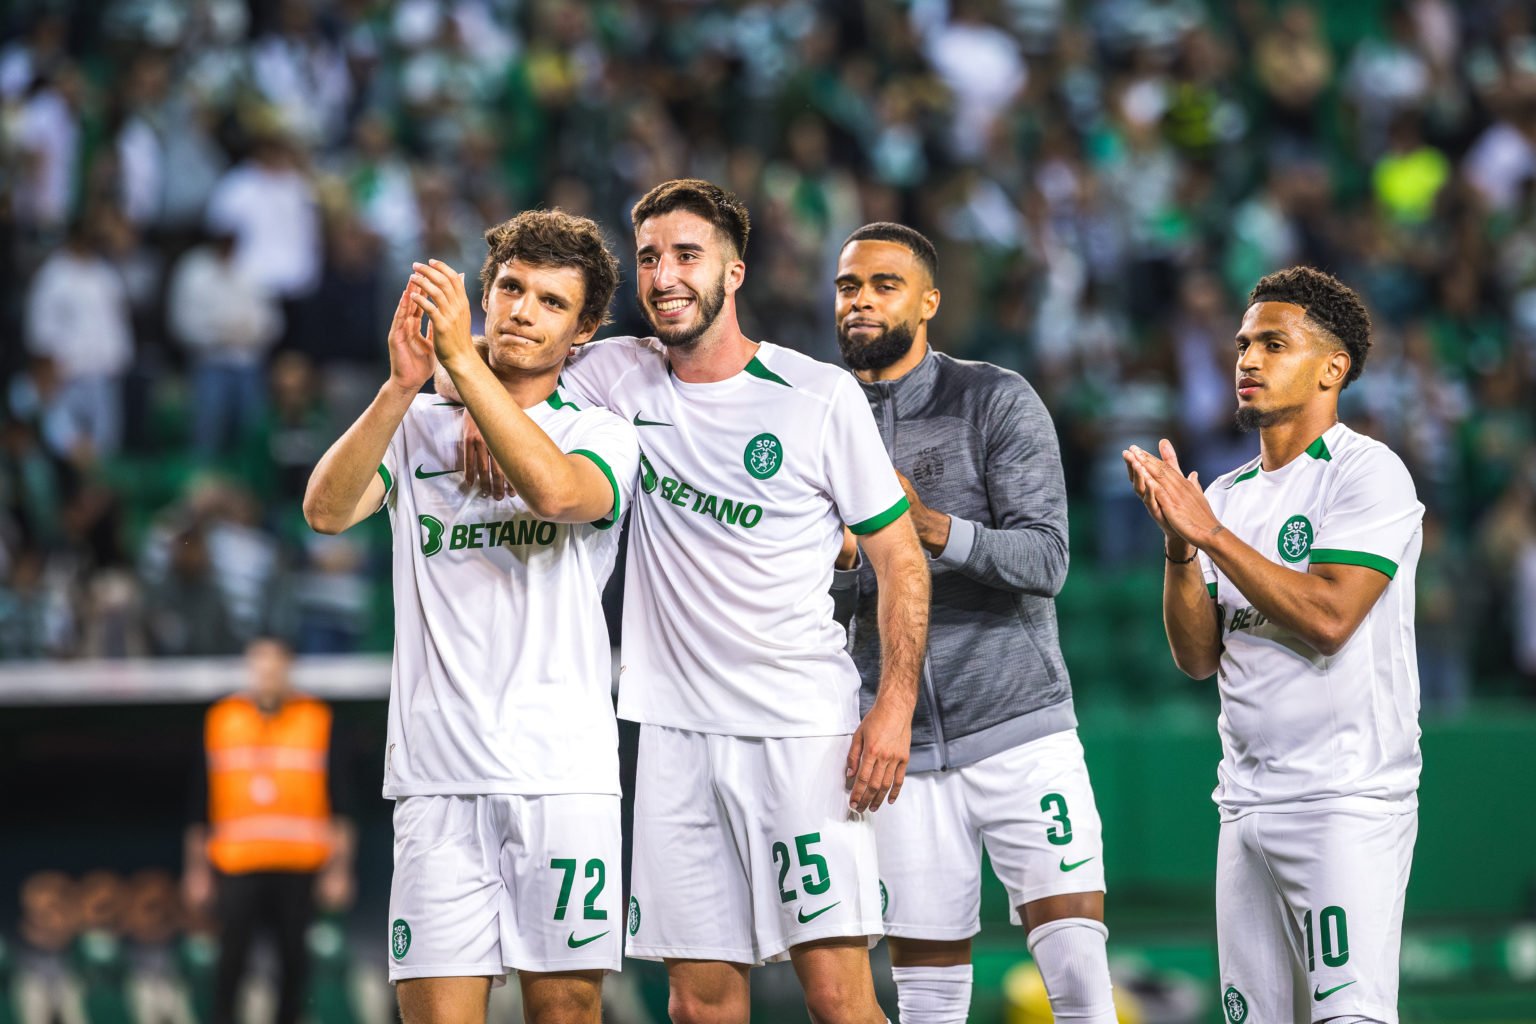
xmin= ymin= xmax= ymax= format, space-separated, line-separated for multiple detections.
xmin=2 ymin=0 xmax=1535 ymax=703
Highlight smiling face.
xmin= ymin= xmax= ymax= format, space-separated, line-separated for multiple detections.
xmin=833 ymin=239 xmax=939 ymax=373
xmin=480 ymin=258 xmax=597 ymax=378
xmin=635 ymin=209 xmax=741 ymax=349
xmin=1233 ymin=301 xmax=1351 ymax=430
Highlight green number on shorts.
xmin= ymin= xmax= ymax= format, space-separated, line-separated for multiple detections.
xmin=551 ymin=858 xmax=607 ymax=921
xmin=551 ymin=858 xmax=577 ymax=920
xmin=796 ymin=833 xmax=831 ymax=895
xmin=1304 ymin=906 xmax=1350 ymax=969
xmin=772 ymin=841 xmax=795 ymax=903
xmin=771 ymin=833 xmax=831 ymax=901
xmin=583 ymin=859 xmax=608 ymax=920
xmin=1041 ymin=792 xmax=1073 ymax=846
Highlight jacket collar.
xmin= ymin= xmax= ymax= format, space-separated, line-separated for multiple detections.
xmin=853 ymin=344 xmax=940 ymax=409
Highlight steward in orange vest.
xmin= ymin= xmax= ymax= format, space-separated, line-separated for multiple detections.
xmin=205 ymin=682 xmax=333 ymax=873
xmin=183 ymin=636 xmax=353 ymax=1024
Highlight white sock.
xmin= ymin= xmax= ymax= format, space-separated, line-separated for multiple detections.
xmin=890 ymin=964 xmax=972 ymax=1024
xmin=1026 ymin=917 xmax=1116 ymax=1024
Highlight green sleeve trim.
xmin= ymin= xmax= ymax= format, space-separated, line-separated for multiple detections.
xmin=378 ymin=464 xmax=393 ymax=493
xmin=744 ymin=356 xmax=792 ymax=387
xmin=571 ymin=449 xmax=621 ymax=530
xmin=1206 ymin=582 xmax=1217 ymax=598
xmin=375 ymin=465 xmax=394 ymax=514
xmin=848 ymin=495 xmax=910 ymax=536
xmin=1308 ymin=548 xmax=1397 ymax=578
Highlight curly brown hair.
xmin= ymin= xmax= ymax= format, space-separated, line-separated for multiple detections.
xmin=1248 ymin=266 xmax=1373 ymax=388
xmin=630 ymin=179 xmax=751 ymax=259
xmin=479 ymin=209 xmax=620 ymax=330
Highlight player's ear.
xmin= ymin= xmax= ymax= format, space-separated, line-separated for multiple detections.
xmin=724 ymin=255 xmax=746 ymax=295
xmin=921 ymin=287 xmax=941 ymax=323
xmin=1321 ymin=347 xmax=1350 ymax=391
xmin=572 ymin=316 xmax=602 ymax=347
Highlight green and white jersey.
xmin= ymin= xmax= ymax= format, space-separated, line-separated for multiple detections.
xmin=561 ymin=336 xmax=909 ymax=737
xmin=378 ymin=389 xmax=638 ymax=798
xmin=1201 ymin=422 xmax=1424 ymax=820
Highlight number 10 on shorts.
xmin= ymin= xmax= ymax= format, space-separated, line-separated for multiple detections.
xmin=1303 ymin=905 xmax=1349 ymax=969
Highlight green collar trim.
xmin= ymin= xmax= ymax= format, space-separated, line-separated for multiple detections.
xmin=545 ymin=388 xmax=581 ymax=411
xmin=1228 ymin=462 xmax=1261 ymax=487
xmin=744 ymin=356 xmax=791 ymax=388
xmin=1305 ymin=434 xmax=1332 ymax=461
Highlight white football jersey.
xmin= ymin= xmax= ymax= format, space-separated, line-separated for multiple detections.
xmin=378 ymin=389 xmax=639 ymax=797
xmin=1201 ymin=422 xmax=1424 ymax=819
xmin=561 ymin=337 xmax=909 ymax=737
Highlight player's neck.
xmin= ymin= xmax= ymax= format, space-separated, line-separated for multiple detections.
xmin=854 ymin=333 xmax=930 ymax=384
xmin=496 ymin=364 xmax=565 ymax=410
xmin=666 ymin=308 xmax=758 ymax=384
xmin=1259 ymin=408 xmax=1339 ymax=471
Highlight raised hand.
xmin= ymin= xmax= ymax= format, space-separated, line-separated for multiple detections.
xmin=1124 ymin=439 xmax=1220 ymax=548
xmin=408 ymin=259 xmax=475 ymax=369
xmin=387 ymin=281 xmax=436 ymax=394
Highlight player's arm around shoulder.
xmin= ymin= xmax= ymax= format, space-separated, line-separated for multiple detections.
xmin=560 ymin=334 xmax=657 ymax=407
xmin=304 ymin=284 xmax=428 ymax=534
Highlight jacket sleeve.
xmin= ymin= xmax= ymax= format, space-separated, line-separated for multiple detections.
xmin=935 ymin=377 xmax=1069 ymax=596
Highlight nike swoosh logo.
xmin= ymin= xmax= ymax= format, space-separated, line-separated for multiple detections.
xmin=1313 ymin=981 xmax=1356 ymax=1001
xmin=632 ymin=413 xmax=672 ymax=427
xmin=1059 ymin=857 xmax=1095 ymax=872
xmin=415 ymin=465 xmax=458 ymax=479
xmin=567 ymin=931 xmax=609 ymax=948
xmin=797 ymin=902 xmax=840 ymax=924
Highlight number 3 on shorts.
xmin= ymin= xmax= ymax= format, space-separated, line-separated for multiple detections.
xmin=1041 ymin=792 xmax=1073 ymax=846
xmin=550 ymin=858 xmax=607 ymax=920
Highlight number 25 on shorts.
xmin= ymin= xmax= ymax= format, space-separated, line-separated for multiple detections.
xmin=771 ymin=832 xmax=831 ymax=903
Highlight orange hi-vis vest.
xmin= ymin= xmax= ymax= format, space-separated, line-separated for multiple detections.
xmin=205 ymin=693 xmax=333 ymax=874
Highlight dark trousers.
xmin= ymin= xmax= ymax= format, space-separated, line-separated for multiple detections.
xmin=213 ymin=871 xmax=316 ymax=1024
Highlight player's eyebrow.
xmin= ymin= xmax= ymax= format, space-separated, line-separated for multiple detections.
xmin=1235 ymin=328 xmax=1290 ymax=345
xmin=834 ymin=271 xmax=906 ymax=286
xmin=496 ymin=272 xmax=575 ymax=308
xmin=637 ymin=241 xmax=706 ymax=258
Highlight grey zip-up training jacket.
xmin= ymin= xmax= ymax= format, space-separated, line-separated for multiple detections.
xmin=836 ymin=347 xmax=1076 ymax=772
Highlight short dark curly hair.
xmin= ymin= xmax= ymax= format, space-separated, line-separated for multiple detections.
xmin=631 ymin=178 xmax=751 ymax=259
xmin=479 ymin=209 xmax=620 ymax=330
xmin=1248 ymin=266 xmax=1373 ymax=388
xmin=841 ymin=222 xmax=939 ymax=283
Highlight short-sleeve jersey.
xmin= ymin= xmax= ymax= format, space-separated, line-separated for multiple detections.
xmin=561 ymin=337 xmax=909 ymax=737
xmin=1200 ymin=423 xmax=1424 ymax=820
xmin=378 ymin=389 xmax=639 ymax=797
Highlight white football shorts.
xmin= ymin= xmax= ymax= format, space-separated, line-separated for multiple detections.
xmin=626 ymin=725 xmax=882 ymax=965
xmin=875 ymin=729 xmax=1107 ymax=939
xmin=387 ymin=793 xmax=623 ymax=982
xmin=1216 ymin=806 xmax=1417 ymax=1024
